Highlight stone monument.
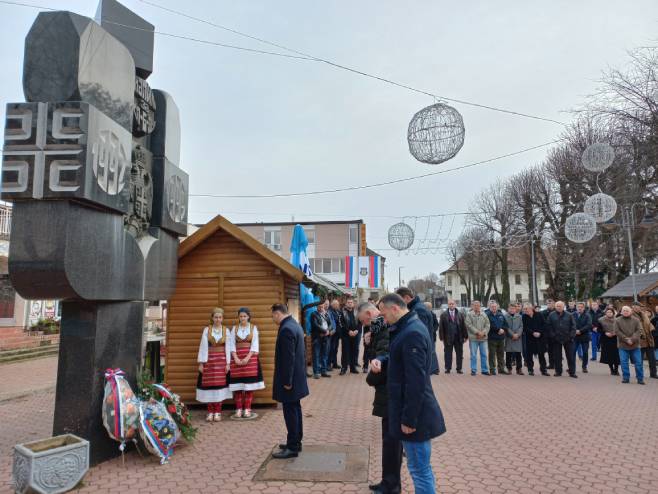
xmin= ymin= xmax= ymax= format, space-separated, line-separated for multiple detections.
xmin=2 ymin=0 xmax=189 ymax=464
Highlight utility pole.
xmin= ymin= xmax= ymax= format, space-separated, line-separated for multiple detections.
xmin=530 ymin=237 xmax=538 ymax=304
xmin=398 ymin=266 xmax=404 ymax=289
xmin=622 ymin=206 xmax=638 ymax=303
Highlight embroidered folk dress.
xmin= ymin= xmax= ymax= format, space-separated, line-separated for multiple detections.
xmin=229 ymin=324 xmax=265 ymax=392
xmin=196 ymin=326 xmax=233 ymax=403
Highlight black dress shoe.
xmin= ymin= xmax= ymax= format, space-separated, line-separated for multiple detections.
xmin=339 ymin=369 xmax=347 ymax=375
xmin=369 ymin=482 xmax=382 ymax=491
xmin=456 ymin=369 xmax=463 ymax=374
xmin=350 ymin=369 xmax=359 ymax=374
xmin=445 ymin=369 xmax=451 ymax=374
xmin=272 ymin=448 xmax=298 ymax=459
xmin=321 ymin=373 xmax=331 ymax=378
xmin=582 ymin=368 xmax=588 ymax=373
xmin=278 ymin=443 xmax=302 ymax=451
xmin=569 ymin=373 xmax=578 ymax=379
xmin=541 ymin=371 xmax=550 ymax=376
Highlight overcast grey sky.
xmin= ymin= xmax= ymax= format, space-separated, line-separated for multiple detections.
xmin=1 ymin=0 xmax=657 ymax=285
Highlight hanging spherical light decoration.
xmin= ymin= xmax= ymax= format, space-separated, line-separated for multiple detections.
xmin=584 ymin=193 xmax=617 ymax=223
xmin=407 ymin=103 xmax=465 ymax=164
xmin=388 ymin=222 xmax=415 ymax=251
xmin=581 ymin=142 xmax=615 ymax=172
xmin=564 ymin=212 xmax=598 ymax=243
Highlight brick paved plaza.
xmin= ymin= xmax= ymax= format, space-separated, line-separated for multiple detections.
xmin=1 ymin=353 xmax=657 ymax=493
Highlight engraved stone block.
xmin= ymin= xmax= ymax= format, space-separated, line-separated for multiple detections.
xmin=2 ymin=102 xmax=131 ymax=214
xmin=151 ymin=157 xmax=188 ymax=236
xmin=146 ymin=90 xmax=181 ymax=165
xmin=23 ymin=11 xmax=135 ymax=130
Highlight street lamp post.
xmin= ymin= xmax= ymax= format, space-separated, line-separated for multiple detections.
xmin=398 ymin=266 xmax=404 ymax=289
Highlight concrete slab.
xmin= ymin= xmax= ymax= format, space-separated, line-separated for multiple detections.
xmin=254 ymin=444 xmax=369 ymax=483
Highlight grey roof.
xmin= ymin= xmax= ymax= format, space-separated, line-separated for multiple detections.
xmin=600 ymin=272 xmax=658 ymax=298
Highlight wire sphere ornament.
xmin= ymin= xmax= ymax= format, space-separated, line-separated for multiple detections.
xmin=564 ymin=212 xmax=598 ymax=243
xmin=584 ymin=193 xmax=617 ymax=223
xmin=581 ymin=142 xmax=615 ymax=172
xmin=407 ymin=103 xmax=465 ymax=164
xmin=388 ymin=222 xmax=415 ymax=251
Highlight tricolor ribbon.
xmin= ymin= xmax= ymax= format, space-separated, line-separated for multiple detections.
xmin=104 ymin=368 xmax=126 ymax=443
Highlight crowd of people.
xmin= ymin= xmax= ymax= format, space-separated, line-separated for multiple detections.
xmin=310 ymin=292 xmax=658 ymax=385
xmin=195 ymin=290 xmax=657 ymax=494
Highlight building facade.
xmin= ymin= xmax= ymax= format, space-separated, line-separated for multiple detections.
xmin=236 ymin=219 xmax=385 ymax=298
xmin=441 ymin=247 xmax=553 ymax=307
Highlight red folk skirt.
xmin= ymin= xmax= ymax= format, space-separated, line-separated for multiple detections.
xmin=229 ymin=341 xmax=265 ymax=391
xmin=196 ymin=346 xmax=232 ymax=402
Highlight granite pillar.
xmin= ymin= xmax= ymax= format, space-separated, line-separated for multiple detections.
xmin=53 ymin=301 xmax=145 ymax=466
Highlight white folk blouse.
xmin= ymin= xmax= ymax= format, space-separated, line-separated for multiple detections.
xmin=229 ymin=324 xmax=260 ymax=354
xmin=197 ymin=326 xmax=232 ymax=364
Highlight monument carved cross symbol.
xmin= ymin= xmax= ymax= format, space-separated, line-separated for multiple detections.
xmin=2 ymin=0 xmax=190 ymax=466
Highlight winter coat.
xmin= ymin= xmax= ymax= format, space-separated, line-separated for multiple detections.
xmin=574 ymin=311 xmax=592 ymax=343
xmin=272 ymin=316 xmax=309 ymax=403
xmin=614 ymin=315 xmax=642 ymax=350
xmin=636 ymin=313 xmax=655 ymax=349
xmin=485 ymin=309 xmax=508 ymax=341
xmin=407 ymin=296 xmax=439 ymax=373
xmin=328 ymin=307 xmax=345 ymax=336
xmin=546 ymin=310 xmax=576 ymax=344
xmin=342 ymin=308 xmax=360 ymax=337
xmin=387 ymin=311 xmax=446 ymax=442
xmin=310 ymin=311 xmax=330 ymax=338
xmin=439 ymin=309 xmax=468 ymax=346
xmin=598 ymin=316 xmax=620 ymax=365
xmin=465 ymin=310 xmax=490 ymax=341
xmin=365 ymin=316 xmax=391 ymax=418
xmin=504 ymin=313 xmax=523 ymax=352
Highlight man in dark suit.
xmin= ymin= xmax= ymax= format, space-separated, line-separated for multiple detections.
xmin=373 ymin=293 xmax=445 ymax=493
xmin=439 ymin=299 xmax=468 ymax=374
xmin=341 ymin=297 xmax=361 ymax=374
xmin=271 ymin=303 xmax=310 ymax=459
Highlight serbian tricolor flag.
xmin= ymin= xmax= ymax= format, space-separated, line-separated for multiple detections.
xmin=345 ymin=256 xmax=380 ymax=288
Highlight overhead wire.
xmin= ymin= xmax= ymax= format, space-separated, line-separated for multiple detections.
xmin=137 ymin=0 xmax=567 ymax=126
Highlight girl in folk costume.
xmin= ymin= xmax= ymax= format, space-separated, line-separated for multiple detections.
xmin=197 ymin=308 xmax=232 ymax=422
xmin=229 ymin=307 xmax=265 ymax=418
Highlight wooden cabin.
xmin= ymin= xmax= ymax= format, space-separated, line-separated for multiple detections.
xmin=165 ymin=215 xmax=308 ymax=405
xmin=600 ymin=272 xmax=658 ymax=309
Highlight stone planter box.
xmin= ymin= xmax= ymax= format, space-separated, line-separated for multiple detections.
xmin=13 ymin=434 xmax=89 ymax=494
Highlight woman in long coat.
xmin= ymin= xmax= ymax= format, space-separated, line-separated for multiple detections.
xmin=598 ymin=308 xmax=619 ymax=375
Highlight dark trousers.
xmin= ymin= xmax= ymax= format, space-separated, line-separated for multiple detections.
xmin=506 ymin=351 xmax=522 ymax=371
xmin=381 ymin=416 xmax=403 ymax=492
xmin=488 ymin=339 xmax=505 ymax=372
xmin=545 ymin=336 xmax=555 ymax=368
xmin=525 ymin=340 xmax=547 ymax=372
xmin=443 ymin=340 xmax=463 ymax=371
xmin=282 ymin=401 xmax=303 ymax=452
xmin=574 ymin=340 xmax=590 ymax=370
xmin=329 ymin=332 xmax=340 ymax=367
xmin=553 ymin=340 xmax=576 ymax=375
xmin=341 ymin=334 xmax=359 ymax=371
xmin=642 ymin=347 xmax=657 ymax=377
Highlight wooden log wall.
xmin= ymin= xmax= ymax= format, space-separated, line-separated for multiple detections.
xmin=166 ymin=229 xmax=300 ymax=405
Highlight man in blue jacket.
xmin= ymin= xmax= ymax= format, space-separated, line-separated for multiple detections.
xmin=271 ymin=303 xmax=310 ymax=459
xmin=485 ymin=301 xmax=509 ymax=375
xmin=396 ymin=287 xmax=440 ymax=375
xmin=573 ymin=302 xmax=592 ymax=373
xmin=372 ymin=293 xmax=445 ymax=493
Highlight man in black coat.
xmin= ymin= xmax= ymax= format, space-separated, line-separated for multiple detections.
xmin=522 ymin=303 xmax=549 ymax=376
xmin=361 ymin=302 xmax=402 ymax=494
xmin=438 ymin=299 xmax=468 ymax=374
xmin=327 ymin=299 xmax=344 ymax=369
xmin=374 ymin=293 xmax=445 ymax=493
xmin=341 ymin=297 xmax=361 ymax=375
xmin=573 ymin=302 xmax=592 ymax=373
xmin=546 ymin=301 xmax=578 ymax=378
xmin=395 ymin=287 xmax=440 ymax=374
xmin=271 ymin=303 xmax=309 ymax=459
xmin=541 ymin=299 xmax=556 ymax=369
